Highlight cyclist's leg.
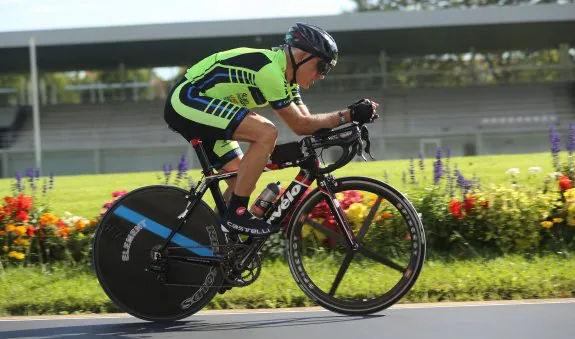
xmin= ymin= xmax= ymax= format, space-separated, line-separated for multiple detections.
xmin=229 ymin=111 xmax=278 ymax=197
xmin=164 ymin=78 xmax=278 ymax=235
xmin=221 ymin=156 xmax=242 ymax=204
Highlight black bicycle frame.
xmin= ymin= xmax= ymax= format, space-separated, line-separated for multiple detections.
xmin=158 ymin=138 xmax=360 ymax=268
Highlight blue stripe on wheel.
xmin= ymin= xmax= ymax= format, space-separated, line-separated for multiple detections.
xmin=113 ymin=205 xmax=213 ymax=257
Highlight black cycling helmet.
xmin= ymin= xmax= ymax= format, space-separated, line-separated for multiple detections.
xmin=285 ymin=23 xmax=338 ymax=64
xmin=284 ymin=23 xmax=338 ymax=85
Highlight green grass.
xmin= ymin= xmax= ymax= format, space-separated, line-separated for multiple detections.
xmin=0 ymin=254 xmax=573 ymax=316
xmin=0 ymin=152 xmax=555 ymax=219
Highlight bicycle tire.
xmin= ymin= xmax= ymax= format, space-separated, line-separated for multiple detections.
xmin=285 ymin=176 xmax=426 ymax=315
xmin=92 ymin=185 xmax=225 ymax=322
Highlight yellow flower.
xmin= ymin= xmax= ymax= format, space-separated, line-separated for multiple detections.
xmin=568 ymin=205 xmax=575 ymax=226
xmin=553 ymin=218 xmax=564 ymax=223
xmin=346 ymin=202 xmax=368 ymax=226
xmin=13 ymin=238 xmax=30 ymax=246
xmin=13 ymin=226 xmax=27 ymax=236
xmin=8 ymin=251 xmax=25 ymax=260
xmin=2 ymin=246 xmax=8 ymax=252
xmin=301 ymin=219 xmax=327 ymax=241
xmin=540 ymin=221 xmax=553 ymax=228
xmin=564 ymin=188 xmax=575 ymax=200
xmin=335 ymin=193 xmax=344 ymax=201
xmin=5 ymin=224 xmax=15 ymax=232
xmin=39 ymin=213 xmax=59 ymax=226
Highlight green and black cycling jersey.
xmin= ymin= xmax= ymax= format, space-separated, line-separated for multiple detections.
xmin=184 ymin=46 xmax=302 ymax=110
xmin=164 ymin=46 xmax=301 ymax=169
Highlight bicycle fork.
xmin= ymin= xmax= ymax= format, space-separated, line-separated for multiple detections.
xmin=317 ymin=175 xmax=360 ymax=251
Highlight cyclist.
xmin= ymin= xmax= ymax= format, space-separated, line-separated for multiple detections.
xmin=164 ymin=22 xmax=379 ymax=236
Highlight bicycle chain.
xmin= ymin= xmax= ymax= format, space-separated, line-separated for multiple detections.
xmin=146 ymin=243 xmax=262 ymax=289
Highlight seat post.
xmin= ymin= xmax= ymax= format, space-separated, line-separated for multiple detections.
xmin=190 ymin=139 xmax=214 ymax=175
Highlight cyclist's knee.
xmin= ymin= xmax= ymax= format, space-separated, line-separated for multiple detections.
xmin=257 ymin=122 xmax=278 ymax=145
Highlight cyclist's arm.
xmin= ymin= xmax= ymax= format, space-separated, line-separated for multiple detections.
xmin=256 ymin=64 xmax=349 ymax=133
xmin=289 ymin=84 xmax=310 ymax=116
xmin=274 ymin=103 xmax=351 ymax=136
xmin=297 ymin=103 xmax=311 ymax=117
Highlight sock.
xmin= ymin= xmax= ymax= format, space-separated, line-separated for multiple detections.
xmin=223 ymin=193 xmax=275 ymax=235
xmin=227 ymin=193 xmax=250 ymax=218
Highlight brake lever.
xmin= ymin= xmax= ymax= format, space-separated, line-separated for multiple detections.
xmin=356 ymin=138 xmax=367 ymax=161
xmin=360 ymin=125 xmax=375 ymax=160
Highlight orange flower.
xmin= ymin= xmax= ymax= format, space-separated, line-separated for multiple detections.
xmin=13 ymin=226 xmax=27 ymax=236
xmin=382 ymin=212 xmax=392 ymax=219
xmin=57 ymin=227 xmax=71 ymax=238
xmin=39 ymin=213 xmax=58 ymax=227
xmin=74 ymin=220 xmax=87 ymax=231
xmin=5 ymin=224 xmax=15 ymax=232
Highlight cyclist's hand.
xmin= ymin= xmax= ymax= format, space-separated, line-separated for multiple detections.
xmin=348 ymin=99 xmax=379 ymax=124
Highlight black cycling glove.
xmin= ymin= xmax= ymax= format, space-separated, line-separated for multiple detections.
xmin=348 ymin=98 xmax=378 ymax=124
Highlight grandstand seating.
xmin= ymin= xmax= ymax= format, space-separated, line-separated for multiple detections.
xmin=2 ymin=83 xmax=573 ymax=174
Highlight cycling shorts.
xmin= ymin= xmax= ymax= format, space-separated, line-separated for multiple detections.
xmin=164 ymin=77 xmax=247 ymax=169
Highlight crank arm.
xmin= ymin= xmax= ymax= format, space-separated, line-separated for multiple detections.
xmin=165 ymin=255 xmax=223 ymax=266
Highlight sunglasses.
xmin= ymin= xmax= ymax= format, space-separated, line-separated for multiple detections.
xmin=316 ymin=59 xmax=335 ymax=75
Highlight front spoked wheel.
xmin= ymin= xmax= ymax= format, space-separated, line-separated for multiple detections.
xmin=286 ymin=177 xmax=426 ymax=315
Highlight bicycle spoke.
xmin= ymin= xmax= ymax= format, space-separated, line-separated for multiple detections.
xmin=304 ymin=218 xmax=346 ymax=245
xmin=357 ymin=196 xmax=382 ymax=241
xmin=329 ymin=251 xmax=355 ymax=296
xmin=358 ymin=246 xmax=405 ymax=273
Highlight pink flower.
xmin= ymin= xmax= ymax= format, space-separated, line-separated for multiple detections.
xmin=112 ymin=190 xmax=128 ymax=198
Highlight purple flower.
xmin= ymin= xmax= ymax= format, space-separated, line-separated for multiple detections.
xmin=549 ymin=125 xmax=562 ymax=170
xmin=162 ymin=163 xmax=173 ymax=184
xmin=433 ymin=147 xmax=443 ymax=185
xmin=15 ymin=171 xmax=22 ymax=192
xmin=175 ymin=153 xmax=188 ymax=184
xmin=178 ymin=153 xmax=188 ymax=173
xmin=409 ymin=158 xmax=416 ymax=184
xmin=402 ymin=171 xmax=406 ymax=185
xmin=163 ymin=163 xmax=172 ymax=177
xmin=49 ymin=172 xmax=55 ymax=190
xmin=35 ymin=168 xmax=40 ymax=178
xmin=418 ymin=153 xmax=425 ymax=171
xmin=26 ymin=168 xmax=34 ymax=178
xmin=567 ymin=122 xmax=575 ymax=155
xmin=454 ymin=169 xmax=472 ymax=193
xmin=447 ymin=172 xmax=455 ymax=198
xmin=446 ymin=147 xmax=452 ymax=159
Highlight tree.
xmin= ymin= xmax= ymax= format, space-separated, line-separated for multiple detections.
xmin=348 ymin=0 xmax=574 ymax=87
xmin=351 ymin=0 xmax=573 ymax=12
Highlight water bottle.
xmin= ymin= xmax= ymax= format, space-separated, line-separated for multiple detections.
xmin=250 ymin=182 xmax=281 ymax=218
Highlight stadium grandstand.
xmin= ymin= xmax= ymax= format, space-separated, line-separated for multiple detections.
xmin=0 ymin=3 xmax=574 ymax=177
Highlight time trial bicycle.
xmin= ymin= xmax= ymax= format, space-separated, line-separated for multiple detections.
xmin=92 ymin=122 xmax=426 ymax=322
